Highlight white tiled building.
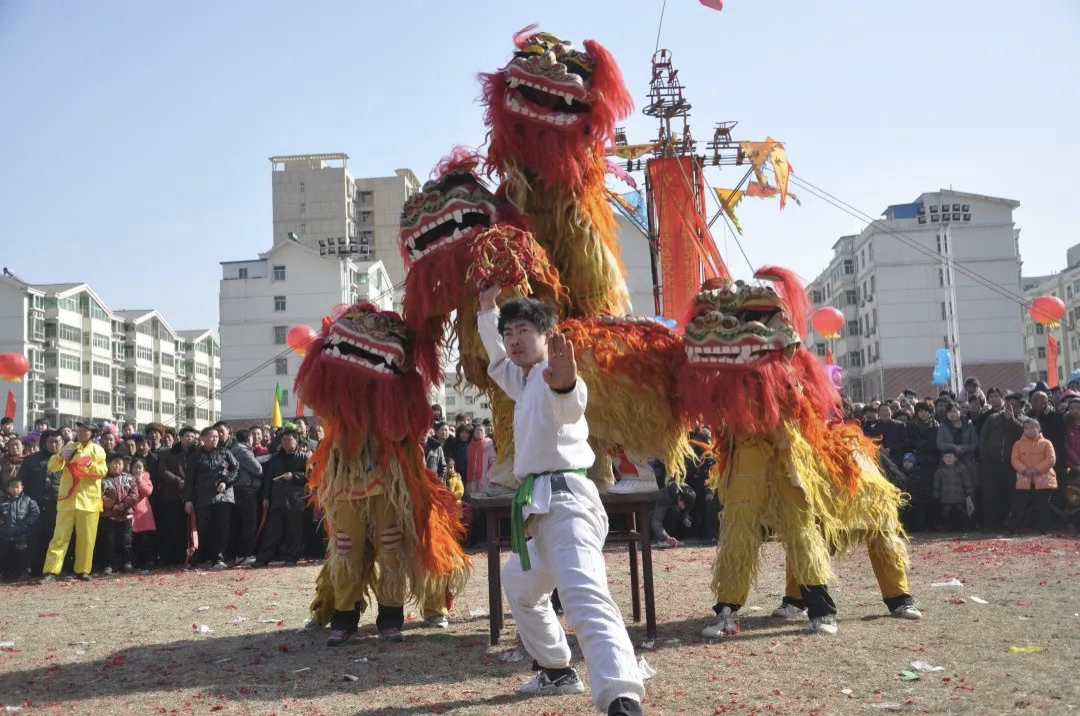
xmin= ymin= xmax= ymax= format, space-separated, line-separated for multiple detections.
xmin=269 ymin=153 xmax=420 ymax=308
xmin=805 ymin=190 xmax=1025 ymax=400
xmin=218 ymin=239 xmax=394 ymax=421
xmin=0 ymin=272 xmax=220 ymax=432
xmin=1021 ymin=243 xmax=1080 ymax=386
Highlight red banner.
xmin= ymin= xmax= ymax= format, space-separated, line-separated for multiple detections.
xmin=1047 ymin=334 xmax=1060 ymax=388
xmin=3 ymin=390 xmax=14 ymax=420
xmin=648 ymin=156 xmax=730 ymax=322
xmin=825 ymin=348 xmax=835 ymax=366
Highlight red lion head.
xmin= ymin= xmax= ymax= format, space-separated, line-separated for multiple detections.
xmin=479 ymin=27 xmax=633 ymax=193
xmin=677 ymin=267 xmax=839 ymax=435
xmin=294 ymin=303 xmax=431 ymax=443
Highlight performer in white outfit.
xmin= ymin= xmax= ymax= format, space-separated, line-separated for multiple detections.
xmin=477 ymin=284 xmax=645 ymax=716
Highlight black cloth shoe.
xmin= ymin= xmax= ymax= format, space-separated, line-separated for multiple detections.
xmin=609 ymin=696 xmax=645 ymax=716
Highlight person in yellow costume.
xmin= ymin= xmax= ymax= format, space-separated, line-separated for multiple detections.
xmin=39 ymin=422 xmax=107 ymax=582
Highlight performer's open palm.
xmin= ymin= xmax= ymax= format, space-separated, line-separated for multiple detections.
xmin=543 ymin=332 xmax=577 ymax=391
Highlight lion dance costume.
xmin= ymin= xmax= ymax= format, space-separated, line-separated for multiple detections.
xmin=298 ymin=304 xmax=469 ymax=640
xmin=400 ymin=148 xmax=692 ymax=491
xmin=676 ymin=268 xmax=912 ymax=636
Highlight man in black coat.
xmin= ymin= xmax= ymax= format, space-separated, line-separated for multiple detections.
xmin=228 ymin=428 xmax=264 ymax=564
xmin=17 ymin=430 xmax=64 ymax=576
xmin=255 ymin=428 xmax=309 ymax=565
xmin=183 ymin=427 xmax=239 ymax=569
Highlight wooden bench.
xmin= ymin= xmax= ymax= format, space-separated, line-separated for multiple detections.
xmin=468 ymin=490 xmax=660 ymax=646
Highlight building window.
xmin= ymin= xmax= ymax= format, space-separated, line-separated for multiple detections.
xmin=92 ymin=390 xmax=111 ymax=405
xmin=359 ymin=191 xmax=373 ymax=205
xmin=941 ymin=302 xmax=947 ymax=320
xmin=842 ymin=259 xmax=854 ymax=275
xmin=845 ymin=290 xmax=857 ymax=306
xmin=848 ymin=351 xmax=863 ymax=368
xmin=92 ymin=361 xmax=110 ymax=378
xmin=299 ymin=182 xmax=305 ymax=193
xmin=59 ymin=353 xmax=81 ymax=372
xmin=846 ymin=320 xmax=858 ymax=337
xmin=274 ymin=326 xmax=287 ymax=344
xmin=238 ymin=267 xmax=249 ymax=279
xmin=279 ymin=389 xmax=289 ymax=407
xmin=1036 ymin=324 xmax=1044 ymax=335
xmin=1037 ymin=346 xmax=1046 ymax=359
xmin=273 ymin=265 xmax=286 ymax=282
xmin=58 ymin=324 xmax=82 ymax=344
xmin=275 ymin=357 xmax=288 ymax=375
xmin=465 ymin=396 xmax=475 ymax=405
xmin=274 ymin=296 xmax=287 ymax=312
xmin=59 ymin=384 xmax=80 ymax=402
xmin=445 ymin=396 xmax=456 ymax=406
xmin=136 ymin=346 xmax=153 ymax=362
xmin=137 ymin=372 xmax=154 ymax=387
xmin=300 ymin=224 xmax=306 ymax=234
xmin=300 ymin=203 xmax=306 ymax=215
xmin=137 ymin=398 xmax=154 ymax=412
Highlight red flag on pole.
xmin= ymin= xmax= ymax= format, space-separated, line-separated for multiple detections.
xmin=1047 ymin=334 xmax=1060 ymax=388
xmin=295 ymin=395 xmax=305 ymax=417
xmin=4 ymin=390 xmax=14 ymax=420
xmin=825 ymin=348 xmax=835 ymax=366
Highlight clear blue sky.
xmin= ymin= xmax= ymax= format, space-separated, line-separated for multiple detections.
xmin=2 ymin=0 xmax=1077 ymax=329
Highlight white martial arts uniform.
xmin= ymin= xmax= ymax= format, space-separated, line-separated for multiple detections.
xmin=478 ymin=309 xmax=644 ymax=711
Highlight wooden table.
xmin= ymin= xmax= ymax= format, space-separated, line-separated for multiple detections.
xmin=468 ymin=490 xmax=660 ymax=646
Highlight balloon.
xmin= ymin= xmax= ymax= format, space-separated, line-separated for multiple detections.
xmin=0 ymin=353 xmax=29 ymax=382
xmin=286 ymin=325 xmax=318 ymax=356
xmin=811 ymin=307 xmax=845 ymax=339
xmin=699 ymin=0 xmax=724 ymax=10
xmin=1030 ymin=295 xmax=1065 ymax=327
xmin=932 ymin=348 xmax=951 ymax=386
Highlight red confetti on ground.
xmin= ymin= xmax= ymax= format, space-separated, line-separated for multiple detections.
xmin=278 ymin=643 xmax=290 ymax=653
xmin=104 ymin=655 xmax=127 ymax=668
xmin=1017 ymin=599 xmax=1032 ymax=607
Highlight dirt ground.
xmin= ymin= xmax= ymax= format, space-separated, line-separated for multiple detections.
xmin=1 ymin=533 xmax=1078 ymax=716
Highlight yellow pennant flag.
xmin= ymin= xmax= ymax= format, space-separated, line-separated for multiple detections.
xmin=271 ymin=383 xmax=283 ymax=428
xmin=714 ymin=188 xmax=745 ymax=234
xmin=768 ymin=142 xmax=794 ymax=209
xmin=739 ymin=138 xmax=779 ymax=184
xmin=608 ymin=142 xmax=659 ymax=160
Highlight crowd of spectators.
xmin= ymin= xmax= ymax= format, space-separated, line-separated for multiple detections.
xmin=0 ymin=416 xmax=327 ymax=582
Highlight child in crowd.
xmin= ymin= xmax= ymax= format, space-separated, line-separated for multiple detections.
xmin=1006 ymin=417 xmax=1057 ymax=534
xmin=98 ymin=453 xmax=138 ymax=574
xmin=129 ymin=455 xmax=156 ymax=573
xmin=0 ymin=477 xmax=40 ymax=581
xmin=932 ymin=448 xmax=975 ymax=530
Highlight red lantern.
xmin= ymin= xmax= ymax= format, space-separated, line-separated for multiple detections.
xmin=0 ymin=353 xmax=29 ymax=382
xmin=286 ymin=325 xmax=318 ymax=356
xmin=1030 ymin=295 xmax=1066 ymax=327
xmin=811 ymin=307 xmax=845 ymax=339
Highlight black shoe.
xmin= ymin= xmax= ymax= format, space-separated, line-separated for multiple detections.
xmin=608 ymin=696 xmax=645 ymax=716
xmin=326 ymin=629 xmax=355 ymax=647
xmin=76 ymin=573 xmax=91 ymax=581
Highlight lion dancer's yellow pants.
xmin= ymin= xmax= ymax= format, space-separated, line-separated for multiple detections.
xmin=315 ymin=494 xmax=447 ymax=633
xmin=712 ymin=436 xmax=836 ymax=619
xmin=783 ymin=532 xmax=913 ymax=612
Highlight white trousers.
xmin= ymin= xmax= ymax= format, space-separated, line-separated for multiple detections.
xmin=502 ymin=474 xmax=644 ymax=710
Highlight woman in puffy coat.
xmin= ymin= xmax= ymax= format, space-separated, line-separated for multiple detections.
xmin=1006 ymin=418 xmax=1057 ymax=534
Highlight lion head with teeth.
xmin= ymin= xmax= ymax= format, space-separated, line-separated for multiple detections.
xmin=676 ymin=266 xmax=841 ymax=436
xmin=480 ymin=26 xmax=633 ymax=193
xmin=295 ymin=302 xmax=432 ymax=443
xmin=400 ymin=149 xmax=566 ymax=384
